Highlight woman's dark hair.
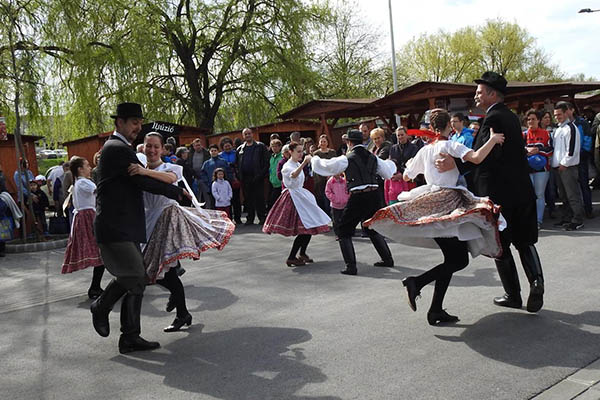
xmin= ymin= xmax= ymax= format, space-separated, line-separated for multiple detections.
xmin=430 ymin=109 xmax=451 ymax=132
xmin=175 ymin=146 xmax=188 ymax=158
xmin=318 ymin=134 xmax=329 ymax=145
xmin=526 ymin=109 xmax=541 ymax=121
xmin=289 ymin=142 xmax=302 ymax=152
xmin=220 ymin=136 xmax=233 ymax=149
xmin=144 ymin=131 xmax=164 ymax=144
xmin=213 ymin=167 xmax=226 ymax=181
xmin=69 ymin=156 xmax=87 ymax=178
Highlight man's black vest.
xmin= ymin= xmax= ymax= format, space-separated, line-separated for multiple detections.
xmin=346 ymin=146 xmax=378 ymax=190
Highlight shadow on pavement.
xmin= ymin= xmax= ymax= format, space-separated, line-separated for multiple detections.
xmin=144 ymin=285 xmax=239 ymax=315
xmin=435 ymin=310 xmax=600 ymax=369
xmin=111 ymin=326 xmax=341 ymax=400
xmin=288 ymin=260 xmax=501 ymax=287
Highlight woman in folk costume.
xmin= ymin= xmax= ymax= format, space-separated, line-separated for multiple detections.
xmin=364 ymin=109 xmax=506 ymax=325
xmin=128 ymin=132 xmax=235 ymax=332
xmin=61 ymin=156 xmax=105 ymax=300
xmin=263 ymin=142 xmax=331 ymax=267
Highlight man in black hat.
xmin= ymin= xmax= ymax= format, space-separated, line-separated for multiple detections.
xmin=92 ymin=102 xmax=187 ymax=353
xmin=312 ymin=128 xmax=396 ymax=275
xmin=437 ymin=71 xmax=544 ymax=312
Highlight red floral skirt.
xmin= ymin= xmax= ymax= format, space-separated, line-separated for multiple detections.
xmin=61 ymin=209 xmax=103 ymax=274
xmin=262 ymin=190 xmax=330 ymax=237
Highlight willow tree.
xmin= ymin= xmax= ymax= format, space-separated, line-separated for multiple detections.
xmin=45 ymin=0 xmax=328 ymax=135
xmin=0 ymin=0 xmax=65 ymax=239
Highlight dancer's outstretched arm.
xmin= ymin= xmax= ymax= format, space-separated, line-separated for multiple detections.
xmin=463 ymin=128 xmax=505 ymax=164
xmin=128 ymin=163 xmax=177 ymax=184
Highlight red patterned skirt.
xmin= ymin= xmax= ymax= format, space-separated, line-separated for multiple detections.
xmin=61 ymin=209 xmax=103 ymax=274
xmin=262 ymin=190 xmax=330 ymax=237
xmin=365 ymin=187 xmax=503 ymax=258
xmin=144 ymin=205 xmax=235 ymax=283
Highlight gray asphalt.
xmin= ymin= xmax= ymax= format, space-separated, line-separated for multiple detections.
xmin=1 ymin=201 xmax=600 ymax=400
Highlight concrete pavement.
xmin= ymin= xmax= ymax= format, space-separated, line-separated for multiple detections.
xmin=2 ymin=207 xmax=600 ymax=399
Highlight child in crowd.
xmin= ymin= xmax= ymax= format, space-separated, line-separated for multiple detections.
xmin=325 ymin=173 xmax=349 ymax=239
xmin=212 ymin=168 xmax=232 ymax=218
xmin=61 ymin=156 xmax=105 ymax=299
xmin=384 ymin=177 xmax=416 ymax=205
xmin=30 ymin=179 xmax=49 ymax=234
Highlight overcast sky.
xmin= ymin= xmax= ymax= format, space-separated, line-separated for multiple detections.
xmin=353 ymin=0 xmax=599 ymax=79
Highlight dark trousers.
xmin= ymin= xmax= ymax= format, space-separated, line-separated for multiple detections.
xmin=545 ymin=168 xmax=558 ymax=213
xmin=556 ymin=166 xmax=584 ymax=224
xmin=232 ymin=187 xmax=242 ymax=222
xmin=267 ymin=184 xmax=282 ymax=211
xmin=579 ymin=151 xmax=593 ymax=214
xmin=414 ymin=237 xmax=469 ymax=312
xmin=242 ymin=178 xmax=266 ymax=223
xmin=332 ymin=208 xmax=344 ymax=234
xmin=336 ymin=190 xmax=383 ymax=238
xmin=98 ymin=242 xmax=146 ymax=295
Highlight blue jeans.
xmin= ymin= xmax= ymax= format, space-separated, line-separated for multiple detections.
xmin=530 ymin=171 xmax=549 ymax=224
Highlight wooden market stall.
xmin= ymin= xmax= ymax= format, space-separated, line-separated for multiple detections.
xmin=278 ymin=81 xmax=600 ymax=145
xmin=207 ymin=119 xmax=325 ymax=148
xmin=65 ymin=121 xmax=211 ymax=165
xmin=0 ymin=133 xmax=42 ymax=195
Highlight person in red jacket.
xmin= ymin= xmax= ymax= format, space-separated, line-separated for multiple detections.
xmin=523 ymin=109 xmax=553 ymax=229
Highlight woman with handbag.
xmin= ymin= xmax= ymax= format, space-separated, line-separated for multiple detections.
xmin=128 ymin=132 xmax=235 ymax=332
xmin=523 ymin=109 xmax=553 ymax=229
xmin=61 ymin=156 xmax=105 ymax=299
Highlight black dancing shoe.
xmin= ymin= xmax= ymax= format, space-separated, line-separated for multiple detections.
xmin=493 ymin=293 xmax=522 ymax=309
xmin=427 ymin=310 xmax=460 ymax=326
xmin=402 ymin=277 xmax=420 ymax=312
xmin=340 ymin=266 xmax=357 ymax=275
xmin=298 ymin=254 xmax=314 ymax=263
xmin=373 ymin=260 xmax=394 ymax=267
xmin=164 ymin=313 xmax=193 ymax=332
xmin=118 ymin=335 xmax=160 ymax=354
xmin=87 ymin=288 xmax=103 ymax=300
xmin=526 ymin=280 xmax=544 ymax=313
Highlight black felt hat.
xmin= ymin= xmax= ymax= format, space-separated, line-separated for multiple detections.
xmin=346 ymin=129 xmax=363 ymax=142
xmin=474 ymin=71 xmax=508 ymax=95
xmin=110 ymin=102 xmax=144 ymax=119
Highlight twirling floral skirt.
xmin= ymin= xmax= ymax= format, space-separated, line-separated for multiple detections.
xmin=61 ymin=209 xmax=103 ymax=273
xmin=144 ymin=205 xmax=235 ymax=283
xmin=364 ymin=186 xmax=503 ymax=258
xmin=262 ymin=190 xmax=330 ymax=237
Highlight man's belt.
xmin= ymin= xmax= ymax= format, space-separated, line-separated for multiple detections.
xmin=350 ymin=186 xmax=378 ymax=194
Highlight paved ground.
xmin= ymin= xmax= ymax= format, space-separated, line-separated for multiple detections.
xmin=2 ymin=200 xmax=600 ymax=400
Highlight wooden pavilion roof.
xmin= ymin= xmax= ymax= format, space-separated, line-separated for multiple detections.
xmin=278 ymin=81 xmax=600 ymax=121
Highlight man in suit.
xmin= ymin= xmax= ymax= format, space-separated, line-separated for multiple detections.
xmin=436 ymin=72 xmax=544 ymax=313
xmin=91 ymin=102 xmax=186 ymax=354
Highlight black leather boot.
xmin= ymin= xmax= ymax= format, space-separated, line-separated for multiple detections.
xmin=518 ymin=245 xmax=544 ymax=313
xmin=368 ymin=230 xmax=394 ymax=267
xmin=90 ymin=279 xmax=127 ymax=337
xmin=493 ymin=254 xmax=523 ymax=309
xmin=339 ymin=237 xmax=357 ymax=275
xmin=118 ymin=293 xmax=160 ymax=354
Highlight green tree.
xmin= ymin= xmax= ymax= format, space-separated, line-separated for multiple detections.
xmin=45 ymin=0 xmax=329 ymax=134
xmin=394 ymin=19 xmax=563 ymax=84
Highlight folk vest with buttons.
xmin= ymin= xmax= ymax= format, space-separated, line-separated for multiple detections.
xmin=345 ymin=146 xmax=378 ymax=191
